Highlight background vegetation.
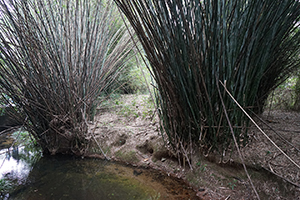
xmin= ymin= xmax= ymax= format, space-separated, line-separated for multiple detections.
xmin=106 ymin=55 xmax=152 ymax=95
xmin=266 ymin=76 xmax=300 ymax=110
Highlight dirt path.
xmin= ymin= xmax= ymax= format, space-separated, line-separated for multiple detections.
xmin=88 ymin=94 xmax=300 ymax=200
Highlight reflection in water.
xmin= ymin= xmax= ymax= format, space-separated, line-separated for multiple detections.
xmin=0 ymin=131 xmax=42 ymax=200
xmin=0 ymin=144 xmax=41 ymax=200
xmin=0 ymin=146 xmax=36 ymax=183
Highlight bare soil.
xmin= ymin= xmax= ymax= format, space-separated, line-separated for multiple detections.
xmin=87 ymin=94 xmax=300 ymax=200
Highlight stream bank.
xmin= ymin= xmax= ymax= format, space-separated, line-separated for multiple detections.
xmin=88 ymin=94 xmax=300 ymax=200
xmin=1 ymin=94 xmax=299 ymax=199
xmin=0 ymin=128 xmax=199 ymax=199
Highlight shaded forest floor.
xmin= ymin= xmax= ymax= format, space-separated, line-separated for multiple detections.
xmin=87 ymin=94 xmax=300 ymax=200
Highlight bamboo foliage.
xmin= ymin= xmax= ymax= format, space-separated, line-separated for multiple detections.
xmin=114 ymin=0 xmax=300 ymax=159
xmin=0 ymin=0 xmax=133 ymax=155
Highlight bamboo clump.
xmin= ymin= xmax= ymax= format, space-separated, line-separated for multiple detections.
xmin=114 ymin=0 xmax=300 ymax=160
xmin=0 ymin=0 xmax=134 ymax=155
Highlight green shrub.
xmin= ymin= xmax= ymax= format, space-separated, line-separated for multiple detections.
xmin=107 ymin=55 xmax=152 ymax=95
xmin=266 ymin=77 xmax=298 ymax=110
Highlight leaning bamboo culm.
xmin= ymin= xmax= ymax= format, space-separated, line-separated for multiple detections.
xmin=0 ymin=0 xmax=133 ymax=155
xmin=114 ymin=0 xmax=300 ymax=160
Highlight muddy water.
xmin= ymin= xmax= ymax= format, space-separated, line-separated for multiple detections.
xmin=0 ymin=133 xmax=199 ymax=200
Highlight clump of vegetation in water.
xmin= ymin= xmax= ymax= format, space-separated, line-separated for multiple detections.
xmin=0 ymin=0 xmax=134 ymax=156
xmin=0 ymin=178 xmax=14 ymax=199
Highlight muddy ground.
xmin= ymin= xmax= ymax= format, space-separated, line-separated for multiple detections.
xmin=87 ymin=94 xmax=300 ymax=200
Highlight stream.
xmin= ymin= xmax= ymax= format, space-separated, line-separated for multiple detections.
xmin=0 ymin=131 xmax=199 ymax=200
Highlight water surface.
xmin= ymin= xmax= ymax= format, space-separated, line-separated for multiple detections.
xmin=0 ymin=132 xmax=198 ymax=200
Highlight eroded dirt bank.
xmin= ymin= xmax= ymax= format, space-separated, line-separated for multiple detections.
xmin=87 ymin=94 xmax=300 ymax=200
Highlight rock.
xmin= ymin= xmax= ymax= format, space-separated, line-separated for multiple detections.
xmin=133 ymin=169 xmax=143 ymax=176
xmin=112 ymin=134 xmax=128 ymax=146
xmin=136 ymin=139 xmax=154 ymax=154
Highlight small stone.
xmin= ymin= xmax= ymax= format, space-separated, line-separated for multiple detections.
xmin=161 ymin=157 xmax=166 ymax=162
xmin=133 ymin=169 xmax=143 ymax=176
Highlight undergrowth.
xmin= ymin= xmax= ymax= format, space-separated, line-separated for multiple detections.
xmin=266 ymin=76 xmax=300 ymax=111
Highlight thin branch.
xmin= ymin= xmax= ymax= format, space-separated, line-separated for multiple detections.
xmin=220 ymin=80 xmax=300 ymax=170
xmin=262 ymin=166 xmax=300 ymax=188
xmin=250 ymin=110 xmax=300 ymax=153
xmin=91 ymin=120 xmax=109 ymax=160
xmin=217 ymin=79 xmax=260 ymax=200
